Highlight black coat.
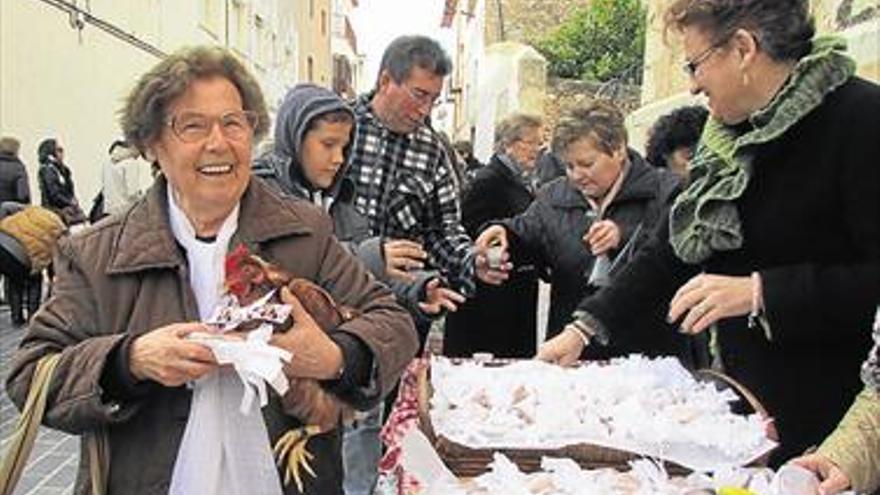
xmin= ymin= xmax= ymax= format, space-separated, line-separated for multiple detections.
xmin=0 ymin=153 xmax=31 ymax=204
xmin=38 ymin=159 xmax=77 ymax=210
xmin=504 ymin=151 xmax=687 ymax=361
xmin=444 ymin=154 xmax=539 ymax=358
xmin=579 ymin=77 xmax=880 ymax=465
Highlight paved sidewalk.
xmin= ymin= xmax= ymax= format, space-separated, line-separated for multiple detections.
xmin=1 ymin=308 xmax=77 ymax=495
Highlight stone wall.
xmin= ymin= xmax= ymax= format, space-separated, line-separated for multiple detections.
xmin=484 ymin=0 xmax=588 ymax=46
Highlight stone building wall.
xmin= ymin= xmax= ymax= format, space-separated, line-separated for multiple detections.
xmin=483 ymin=0 xmax=588 ymax=46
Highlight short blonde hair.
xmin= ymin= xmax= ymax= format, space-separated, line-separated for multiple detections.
xmin=552 ymin=100 xmax=626 ymax=156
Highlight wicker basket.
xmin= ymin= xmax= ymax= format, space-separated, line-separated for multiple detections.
xmin=417 ymin=358 xmax=772 ymax=478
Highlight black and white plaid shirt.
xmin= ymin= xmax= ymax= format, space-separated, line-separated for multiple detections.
xmin=346 ymin=93 xmax=475 ymax=294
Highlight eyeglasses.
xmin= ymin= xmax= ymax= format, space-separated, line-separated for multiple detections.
xmin=167 ymin=110 xmax=258 ymax=143
xmin=682 ymin=42 xmax=723 ymax=77
xmin=401 ymin=84 xmax=440 ymax=109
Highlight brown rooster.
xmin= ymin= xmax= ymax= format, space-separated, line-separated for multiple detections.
xmin=224 ymin=244 xmax=356 ymax=491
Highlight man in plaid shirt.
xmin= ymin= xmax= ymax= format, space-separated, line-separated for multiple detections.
xmin=346 ymin=35 xmax=505 ymax=300
xmin=341 ymin=35 xmax=508 ymax=495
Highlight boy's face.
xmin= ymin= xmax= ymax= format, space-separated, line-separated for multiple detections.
xmin=301 ymin=119 xmax=352 ymax=190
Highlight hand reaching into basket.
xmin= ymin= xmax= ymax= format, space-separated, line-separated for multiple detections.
xmin=790 ymin=454 xmax=851 ymax=494
xmin=536 ymin=324 xmax=589 ymax=366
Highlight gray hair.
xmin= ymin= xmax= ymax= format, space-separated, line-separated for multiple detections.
xmin=494 ymin=113 xmax=543 ymax=153
xmin=552 ymin=100 xmax=627 ymax=156
xmin=378 ymin=35 xmax=452 ymax=85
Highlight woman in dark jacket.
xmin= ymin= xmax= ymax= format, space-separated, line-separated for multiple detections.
xmin=37 ymin=138 xmax=85 ymax=226
xmin=444 ymin=113 xmax=543 ymax=358
xmin=537 ymin=0 xmax=880 ymax=467
xmin=477 ymin=102 xmax=687 ymax=361
xmin=0 ymin=136 xmax=31 ymax=205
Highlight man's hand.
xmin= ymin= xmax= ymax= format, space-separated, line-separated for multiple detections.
xmin=535 ymin=325 xmax=588 ymax=366
xmin=270 ymin=287 xmax=344 ymax=380
xmin=790 ymin=454 xmax=852 ymax=495
xmin=582 ymin=219 xmax=620 ymax=255
xmin=418 ymin=278 xmax=466 ymax=314
xmin=129 ymin=322 xmax=218 ymax=387
xmin=668 ymin=273 xmax=752 ymax=334
xmin=474 ymin=225 xmax=512 ymax=285
xmin=383 ymin=239 xmax=427 ymax=283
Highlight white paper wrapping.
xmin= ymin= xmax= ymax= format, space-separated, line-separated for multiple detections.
xmin=429 ymin=355 xmax=777 ymax=472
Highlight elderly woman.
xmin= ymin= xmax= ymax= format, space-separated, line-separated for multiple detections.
xmin=5 ymin=46 xmax=417 ymax=495
xmin=537 ymin=0 xmax=880 ymax=466
xmin=444 ymin=113 xmax=544 ymax=358
xmin=476 ymin=101 xmax=687 ymax=361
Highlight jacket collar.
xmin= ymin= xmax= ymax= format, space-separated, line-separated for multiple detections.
xmin=488 ymin=154 xmax=533 ymax=192
xmin=548 ymin=149 xmax=659 ymax=209
xmin=107 ymin=176 xmax=313 ymax=274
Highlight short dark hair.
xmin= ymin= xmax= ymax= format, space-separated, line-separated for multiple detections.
xmin=378 ymin=35 xmax=452 ymax=85
xmin=119 ymin=46 xmax=269 ymax=155
xmin=108 ymin=139 xmax=129 ymax=154
xmin=452 ymin=140 xmax=473 ymax=157
xmin=645 ymin=105 xmax=709 ymax=168
xmin=552 ymin=100 xmax=627 ymax=157
xmin=664 ymin=0 xmax=815 ymax=62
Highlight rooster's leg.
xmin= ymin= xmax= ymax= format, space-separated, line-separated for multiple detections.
xmin=273 ymin=424 xmax=322 ymax=493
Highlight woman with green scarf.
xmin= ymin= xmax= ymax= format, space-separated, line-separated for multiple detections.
xmin=537 ymin=0 xmax=880 ymax=467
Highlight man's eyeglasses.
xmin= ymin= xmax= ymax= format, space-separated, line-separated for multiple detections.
xmin=682 ymin=42 xmax=723 ymax=77
xmin=167 ymin=110 xmax=258 ymax=143
xmin=402 ymin=85 xmax=440 ymax=109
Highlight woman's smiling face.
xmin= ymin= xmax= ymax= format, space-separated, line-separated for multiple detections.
xmin=148 ymin=76 xmax=254 ymax=219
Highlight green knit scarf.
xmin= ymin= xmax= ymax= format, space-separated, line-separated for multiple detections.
xmin=669 ymin=36 xmax=856 ymax=264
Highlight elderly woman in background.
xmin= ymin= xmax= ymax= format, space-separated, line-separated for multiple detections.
xmin=444 ymin=113 xmax=544 ymax=359
xmin=476 ymin=101 xmax=688 ymax=362
xmin=5 ymin=46 xmax=417 ymax=495
xmin=537 ymin=0 xmax=880 ymax=466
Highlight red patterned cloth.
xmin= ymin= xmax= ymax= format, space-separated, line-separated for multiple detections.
xmin=379 ymin=358 xmax=429 ymax=495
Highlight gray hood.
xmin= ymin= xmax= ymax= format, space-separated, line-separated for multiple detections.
xmin=270 ymin=83 xmax=355 ymax=197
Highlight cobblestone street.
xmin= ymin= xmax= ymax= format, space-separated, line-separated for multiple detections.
xmin=0 ymin=307 xmax=77 ymax=495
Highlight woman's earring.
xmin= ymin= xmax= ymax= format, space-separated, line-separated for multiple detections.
xmin=742 ymin=70 xmax=751 ymax=86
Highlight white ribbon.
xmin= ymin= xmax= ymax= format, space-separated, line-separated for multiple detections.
xmin=190 ymin=324 xmax=292 ymax=413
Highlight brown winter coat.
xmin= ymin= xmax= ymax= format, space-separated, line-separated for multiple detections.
xmin=5 ymin=177 xmax=418 ymax=495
